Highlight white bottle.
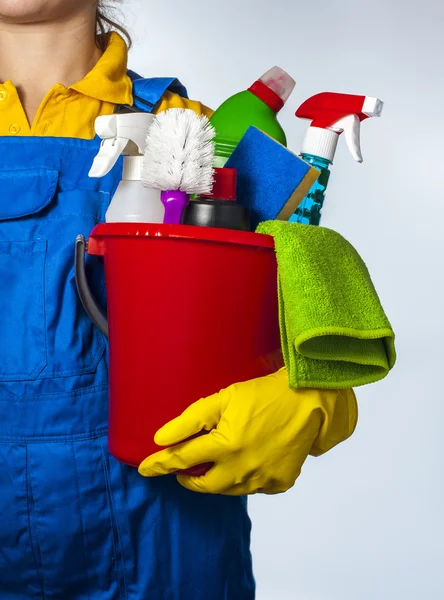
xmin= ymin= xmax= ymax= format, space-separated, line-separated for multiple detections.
xmin=105 ymin=156 xmax=164 ymax=223
xmin=89 ymin=113 xmax=165 ymax=223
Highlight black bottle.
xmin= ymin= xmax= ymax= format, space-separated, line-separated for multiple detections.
xmin=181 ymin=168 xmax=250 ymax=232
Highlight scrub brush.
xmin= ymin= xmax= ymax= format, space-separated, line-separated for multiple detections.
xmin=142 ymin=108 xmax=216 ymax=225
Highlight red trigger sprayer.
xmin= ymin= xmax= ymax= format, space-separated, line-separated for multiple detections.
xmin=290 ymin=92 xmax=384 ymax=225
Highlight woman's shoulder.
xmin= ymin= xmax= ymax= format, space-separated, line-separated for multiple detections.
xmin=155 ymin=90 xmax=213 ymax=118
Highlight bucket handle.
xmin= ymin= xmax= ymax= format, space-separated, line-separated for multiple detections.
xmin=75 ymin=235 xmax=109 ymax=338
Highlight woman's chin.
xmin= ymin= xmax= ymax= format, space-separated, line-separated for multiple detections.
xmin=0 ymin=0 xmax=92 ymax=25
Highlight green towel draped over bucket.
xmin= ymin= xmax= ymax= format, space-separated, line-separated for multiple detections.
xmin=256 ymin=221 xmax=396 ymax=389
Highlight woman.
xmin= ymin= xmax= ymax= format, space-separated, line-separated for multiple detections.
xmin=0 ymin=1 xmax=357 ymax=598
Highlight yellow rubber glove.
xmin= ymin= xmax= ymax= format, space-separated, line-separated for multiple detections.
xmin=139 ymin=369 xmax=358 ymax=495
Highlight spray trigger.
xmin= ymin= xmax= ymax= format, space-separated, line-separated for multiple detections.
xmin=88 ymin=113 xmax=156 ymax=178
xmin=89 ymin=137 xmax=129 ymax=178
xmin=331 ymin=114 xmax=363 ymax=163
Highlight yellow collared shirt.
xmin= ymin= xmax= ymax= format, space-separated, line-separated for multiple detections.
xmin=0 ymin=32 xmax=212 ymax=139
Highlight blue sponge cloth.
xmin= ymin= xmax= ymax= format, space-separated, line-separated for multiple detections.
xmin=226 ymin=127 xmax=320 ymax=230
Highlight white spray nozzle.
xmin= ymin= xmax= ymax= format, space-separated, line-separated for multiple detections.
xmin=89 ymin=113 xmax=156 ymax=178
xmin=362 ymin=97 xmax=384 ymax=118
xmin=94 ymin=114 xmax=118 ymax=139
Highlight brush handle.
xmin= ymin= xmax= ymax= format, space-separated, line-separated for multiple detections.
xmin=161 ymin=190 xmax=189 ymax=225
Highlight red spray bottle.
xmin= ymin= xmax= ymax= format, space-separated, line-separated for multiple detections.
xmin=290 ymin=93 xmax=384 ymax=225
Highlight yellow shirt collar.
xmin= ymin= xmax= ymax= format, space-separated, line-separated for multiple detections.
xmin=69 ymin=32 xmax=133 ymax=106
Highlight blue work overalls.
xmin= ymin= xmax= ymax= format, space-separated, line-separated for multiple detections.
xmin=0 ymin=75 xmax=255 ymax=600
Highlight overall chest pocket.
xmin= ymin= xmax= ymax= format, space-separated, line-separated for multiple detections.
xmin=0 ymin=240 xmax=47 ymax=380
xmin=0 ymin=168 xmax=109 ymax=382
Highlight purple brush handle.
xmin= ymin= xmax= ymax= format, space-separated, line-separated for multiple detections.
xmin=161 ymin=190 xmax=189 ymax=225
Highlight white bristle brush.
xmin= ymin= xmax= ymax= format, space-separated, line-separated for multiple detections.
xmin=142 ymin=109 xmax=216 ymax=225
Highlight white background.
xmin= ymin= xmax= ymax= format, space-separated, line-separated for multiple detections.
xmin=126 ymin=0 xmax=444 ymax=597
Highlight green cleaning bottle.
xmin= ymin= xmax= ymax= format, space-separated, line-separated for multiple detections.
xmin=210 ymin=67 xmax=296 ymax=167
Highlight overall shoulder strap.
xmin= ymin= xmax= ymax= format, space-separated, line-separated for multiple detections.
xmin=125 ymin=70 xmax=189 ymax=113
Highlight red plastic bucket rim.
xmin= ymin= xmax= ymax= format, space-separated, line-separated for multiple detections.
xmin=88 ymin=223 xmax=275 ymax=250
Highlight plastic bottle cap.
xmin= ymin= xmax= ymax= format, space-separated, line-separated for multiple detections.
xmin=122 ymin=156 xmax=142 ymax=180
xmin=200 ymin=168 xmax=237 ymax=200
xmin=301 ymin=127 xmax=339 ymax=163
xmin=248 ymin=67 xmax=296 ymax=113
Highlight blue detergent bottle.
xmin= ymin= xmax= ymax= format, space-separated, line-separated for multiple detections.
xmin=292 ymin=154 xmax=331 ymax=226
xmin=290 ymin=93 xmax=384 ymax=225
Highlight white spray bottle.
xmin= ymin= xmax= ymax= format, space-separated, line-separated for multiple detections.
xmin=89 ymin=112 xmax=165 ymax=223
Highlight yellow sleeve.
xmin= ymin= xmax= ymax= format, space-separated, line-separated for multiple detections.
xmin=155 ymin=90 xmax=213 ymax=118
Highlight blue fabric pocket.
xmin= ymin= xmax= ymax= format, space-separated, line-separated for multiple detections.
xmin=0 ymin=169 xmax=108 ymax=382
xmin=0 ymin=169 xmax=57 ymax=381
xmin=0 ymin=240 xmax=47 ymax=380
xmin=0 ymin=168 xmax=58 ymax=220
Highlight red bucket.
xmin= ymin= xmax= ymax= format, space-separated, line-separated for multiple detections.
xmin=76 ymin=223 xmax=283 ymax=468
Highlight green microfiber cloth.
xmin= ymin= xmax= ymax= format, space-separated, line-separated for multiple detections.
xmin=256 ymin=220 xmax=396 ymax=389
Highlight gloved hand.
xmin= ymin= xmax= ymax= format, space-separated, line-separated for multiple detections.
xmin=139 ymin=369 xmax=358 ymax=495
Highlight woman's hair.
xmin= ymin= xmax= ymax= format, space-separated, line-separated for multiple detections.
xmin=96 ymin=1 xmax=132 ymax=51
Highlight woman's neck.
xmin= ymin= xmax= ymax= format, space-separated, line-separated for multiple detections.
xmin=0 ymin=11 xmax=101 ymax=124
